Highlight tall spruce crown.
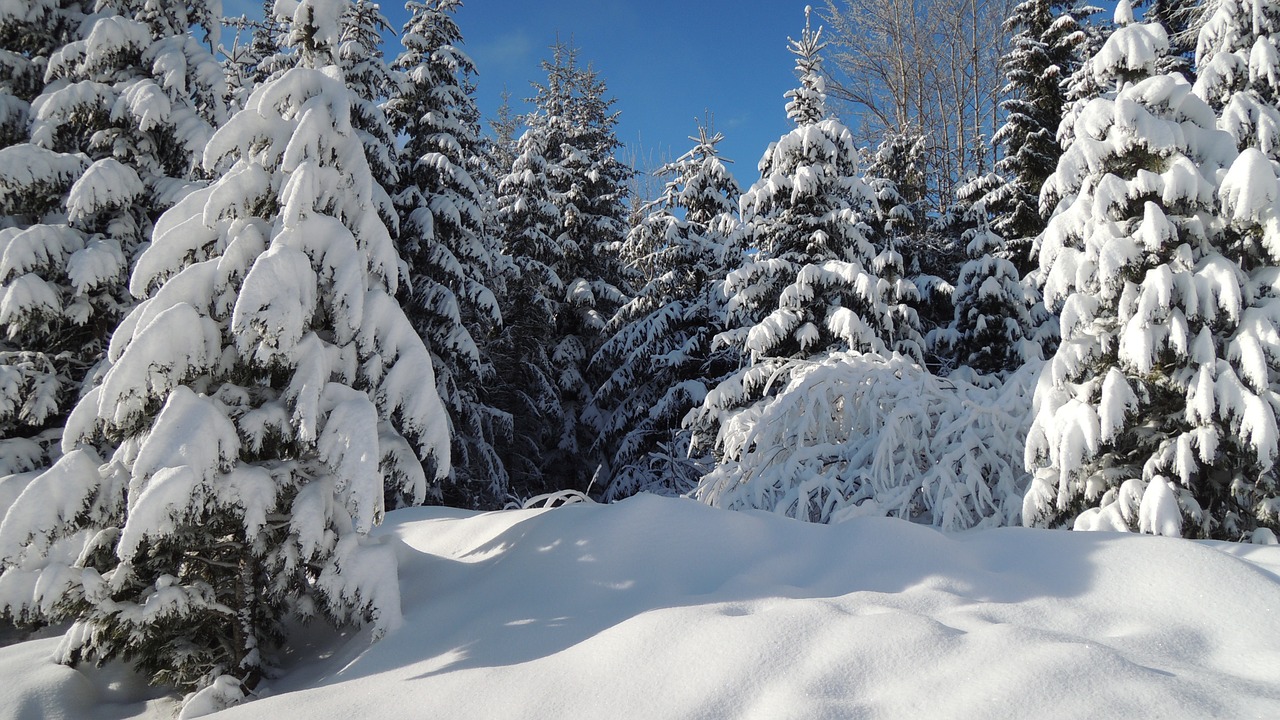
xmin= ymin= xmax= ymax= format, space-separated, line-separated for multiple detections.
xmin=786 ymin=6 xmax=828 ymax=126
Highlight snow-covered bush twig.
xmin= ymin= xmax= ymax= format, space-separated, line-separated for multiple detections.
xmin=697 ymin=351 xmax=1038 ymax=530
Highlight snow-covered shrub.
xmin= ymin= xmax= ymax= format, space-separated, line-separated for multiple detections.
xmin=0 ymin=0 xmax=449 ymax=698
xmin=696 ymin=351 xmax=1038 ymax=530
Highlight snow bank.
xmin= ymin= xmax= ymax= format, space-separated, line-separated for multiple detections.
xmin=224 ymin=496 xmax=1280 ymax=719
xmin=0 ymin=635 xmax=171 ymax=720
xmin=5 ymin=495 xmax=1276 ymax=719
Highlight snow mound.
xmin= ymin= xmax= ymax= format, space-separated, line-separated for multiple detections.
xmin=2 ymin=495 xmax=1279 ymax=719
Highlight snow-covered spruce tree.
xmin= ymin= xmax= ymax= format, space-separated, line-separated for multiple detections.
xmin=1194 ymin=0 xmax=1280 ymax=204
xmin=588 ymin=121 xmax=742 ymax=500
xmin=934 ymin=202 xmax=1039 ymax=377
xmin=527 ymin=40 xmax=634 ymax=492
xmin=1193 ymin=0 xmax=1280 ymax=535
xmin=486 ymin=87 xmax=521 ymax=186
xmin=0 ymin=0 xmax=449 ymax=701
xmin=1058 ymin=6 xmax=1120 ymax=133
xmin=864 ymin=130 xmax=928 ymax=264
xmin=1209 ymin=146 xmax=1280 ymax=537
xmin=1195 ymin=0 xmax=1280 ymax=270
xmin=0 ymin=0 xmax=88 ymax=475
xmin=862 ymin=129 xmax=954 ymax=335
xmin=1023 ymin=2 xmax=1277 ymax=539
xmin=0 ymin=0 xmax=91 ymax=150
xmin=981 ymin=0 xmax=1099 ymax=275
xmin=490 ymin=125 xmax=566 ymax=498
xmin=1036 ymin=3 xmax=1129 ymax=354
xmin=386 ymin=0 xmax=508 ymax=507
xmin=0 ymin=1 xmax=226 ymax=477
xmin=1141 ymin=0 xmax=1203 ymax=79
xmin=693 ymin=8 xmax=923 ymax=453
xmin=221 ymin=0 xmax=294 ymax=112
xmin=338 ymin=0 xmax=397 ymax=195
xmin=1198 ymin=9 xmax=1280 ymax=158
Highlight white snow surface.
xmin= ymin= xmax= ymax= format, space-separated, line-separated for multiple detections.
xmin=2 ymin=494 xmax=1279 ymax=719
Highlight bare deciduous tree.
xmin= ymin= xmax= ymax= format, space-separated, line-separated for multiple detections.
xmin=820 ymin=0 xmax=1014 ymax=213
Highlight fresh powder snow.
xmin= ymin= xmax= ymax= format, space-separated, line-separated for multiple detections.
xmin=2 ymin=494 xmax=1278 ymax=719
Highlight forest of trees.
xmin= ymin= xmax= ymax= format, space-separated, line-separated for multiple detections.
xmin=2 ymin=0 xmax=1280 ymax=708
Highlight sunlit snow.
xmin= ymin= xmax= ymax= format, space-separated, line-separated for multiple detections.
xmin=2 ymin=495 xmax=1278 ymax=719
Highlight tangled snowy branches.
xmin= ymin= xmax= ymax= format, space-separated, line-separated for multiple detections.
xmin=697 ymin=352 xmax=1039 ymax=530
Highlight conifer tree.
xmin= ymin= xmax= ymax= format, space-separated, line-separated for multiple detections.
xmin=589 ymin=119 xmax=742 ymax=500
xmin=491 ymin=125 xmax=565 ymax=497
xmin=863 ymin=130 xmax=930 ymax=278
xmin=487 ymin=87 xmax=521 ymax=181
xmin=0 ymin=0 xmax=450 ymax=703
xmin=1057 ymin=7 xmax=1118 ymax=141
xmin=939 ymin=203 xmax=1038 ymax=376
xmin=0 ymin=0 xmax=89 ymax=474
xmin=864 ymin=129 xmax=958 ymax=341
xmin=527 ymin=40 xmax=634 ymax=491
xmin=0 ymin=1 xmax=226 ymax=475
xmin=0 ymin=1 xmax=91 ymax=149
xmin=693 ymin=7 xmax=922 ymax=455
xmin=386 ymin=0 xmax=507 ymax=506
xmin=1194 ymin=0 xmax=1280 ymax=191
xmin=221 ymin=0 xmax=293 ymax=111
xmin=1038 ymin=3 xmax=1132 ymax=358
xmin=1192 ymin=0 xmax=1280 ymax=535
xmin=1142 ymin=0 xmax=1202 ymax=79
xmin=1023 ymin=2 xmax=1277 ymax=539
xmin=983 ymin=0 xmax=1099 ymax=274
xmin=339 ymin=0 xmax=397 ymax=191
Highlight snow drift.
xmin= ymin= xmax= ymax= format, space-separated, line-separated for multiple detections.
xmin=2 ymin=494 xmax=1278 ymax=719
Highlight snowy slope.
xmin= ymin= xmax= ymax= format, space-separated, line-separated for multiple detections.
xmin=3 ymin=494 xmax=1280 ymax=719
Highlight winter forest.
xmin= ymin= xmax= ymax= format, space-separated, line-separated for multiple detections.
xmin=2 ymin=0 xmax=1280 ymax=714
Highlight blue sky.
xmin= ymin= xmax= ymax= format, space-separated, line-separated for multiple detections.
xmin=223 ymin=0 xmax=814 ymax=184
